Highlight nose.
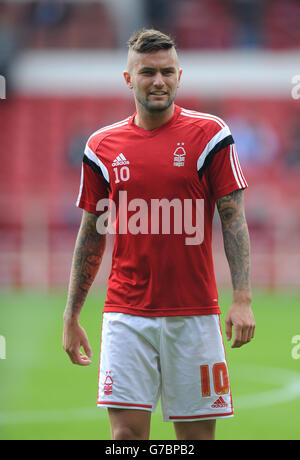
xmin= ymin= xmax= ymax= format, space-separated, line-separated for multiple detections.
xmin=153 ymin=72 xmax=164 ymax=87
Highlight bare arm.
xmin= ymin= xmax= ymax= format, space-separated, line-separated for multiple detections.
xmin=63 ymin=210 xmax=106 ymax=365
xmin=216 ymin=189 xmax=255 ymax=348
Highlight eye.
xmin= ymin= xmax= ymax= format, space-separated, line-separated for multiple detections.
xmin=141 ymin=70 xmax=154 ymax=75
xmin=163 ymin=69 xmax=175 ymax=75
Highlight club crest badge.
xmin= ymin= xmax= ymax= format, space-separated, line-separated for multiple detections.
xmin=104 ymin=371 xmax=114 ymax=395
xmin=173 ymin=143 xmax=186 ymax=167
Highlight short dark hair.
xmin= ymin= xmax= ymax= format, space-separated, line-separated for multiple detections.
xmin=127 ymin=28 xmax=176 ymax=53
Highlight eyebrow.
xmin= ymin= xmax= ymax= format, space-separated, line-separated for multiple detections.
xmin=138 ymin=66 xmax=176 ymax=72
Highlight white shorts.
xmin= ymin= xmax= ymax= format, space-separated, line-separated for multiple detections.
xmin=97 ymin=313 xmax=234 ymax=422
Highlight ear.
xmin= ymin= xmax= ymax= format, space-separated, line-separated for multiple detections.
xmin=123 ymin=71 xmax=133 ymax=90
xmin=177 ymin=68 xmax=183 ymax=89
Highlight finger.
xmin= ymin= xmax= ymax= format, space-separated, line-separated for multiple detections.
xmin=79 ymin=357 xmax=92 ymax=365
xmin=76 ymin=355 xmax=92 ymax=366
xmin=249 ymin=324 xmax=256 ymax=341
xmin=77 ymin=351 xmax=92 ymax=365
xmin=246 ymin=326 xmax=252 ymax=343
xmin=242 ymin=326 xmax=251 ymax=344
xmin=231 ymin=325 xmax=243 ymax=348
xmin=67 ymin=348 xmax=91 ymax=366
xmin=79 ymin=351 xmax=92 ymax=361
xmin=235 ymin=324 xmax=255 ymax=348
xmin=225 ymin=320 xmax=232 ymax=342
xmin=243 ymin=323 xmax=255 ymax=344
xmin=66 ymin=348 xmax=81 ymax=364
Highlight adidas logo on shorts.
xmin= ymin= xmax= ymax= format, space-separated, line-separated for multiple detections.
xmin=112 ymin=153 xmax=130 ymax=167
xmin=211 ymin=396 xmax=228 ymax=408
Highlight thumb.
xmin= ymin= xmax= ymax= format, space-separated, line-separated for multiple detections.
xmin=83 ymin=341 xmax=93 ymax=358
xmin=81 ymin=333 xmax=92 ymax=358
xmin=79 ymin=327 xmax=93 ymax=357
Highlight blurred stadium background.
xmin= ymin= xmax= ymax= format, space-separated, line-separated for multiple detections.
xmin=0 ymin=0 xmax=300 ymax=440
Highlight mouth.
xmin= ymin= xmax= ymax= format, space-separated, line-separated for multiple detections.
xmin=149 ymin=91 xmax=168 ymax=100
xmin=149 ymin=91 xmax=168 ymax=96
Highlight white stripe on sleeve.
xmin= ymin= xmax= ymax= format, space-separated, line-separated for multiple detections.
xmin=233 ymin=145 xmax=247 ymax=188
xmin=230 ymin=144 xmax=242 ymax=188
xmin=197 ymin=125 xmax=232 ymax=171
xmin=84 ymin=145 xmax=110 ymax=184
xmin=76 ymin=164 xmax=84 ymax=207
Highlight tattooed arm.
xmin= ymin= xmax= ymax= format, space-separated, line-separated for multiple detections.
xmin=63 ymin=210 xmax=106 ymax=365
xmin=216 ymin=189 xmax=255 ymax=348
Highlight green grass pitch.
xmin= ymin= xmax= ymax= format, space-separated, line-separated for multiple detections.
xmin=0 ymin=288 xmax=300 ymax=440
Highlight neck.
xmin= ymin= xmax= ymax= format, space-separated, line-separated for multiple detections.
xmin=134 ymin=104 xmax=175 ymax=131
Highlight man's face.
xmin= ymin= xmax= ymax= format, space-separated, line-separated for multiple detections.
xmin=124 ymin=48 xmax=182 ymax=113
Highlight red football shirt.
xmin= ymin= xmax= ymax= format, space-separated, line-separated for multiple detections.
xmin=77 ymin=105 xmax=248 ymax=317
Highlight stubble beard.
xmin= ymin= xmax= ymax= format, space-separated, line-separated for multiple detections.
xmin=135 ymin=91 xmax=177 ymax=114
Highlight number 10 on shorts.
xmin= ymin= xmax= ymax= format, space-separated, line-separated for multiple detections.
xmin=200 ymin=363 xmax=229 ymax=397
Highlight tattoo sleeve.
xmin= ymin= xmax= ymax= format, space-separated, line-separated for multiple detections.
xmin=64 ymin=210 xmax=106 ymax=320
xmin=216 ymin=189 xmax=251 ymax=292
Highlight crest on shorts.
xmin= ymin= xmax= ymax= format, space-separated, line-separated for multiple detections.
xmin=104 ymin=371 xmax=114 ymax=395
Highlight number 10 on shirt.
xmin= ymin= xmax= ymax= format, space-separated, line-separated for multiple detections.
xmin=113 ymin=166 xmax=130 ymax=183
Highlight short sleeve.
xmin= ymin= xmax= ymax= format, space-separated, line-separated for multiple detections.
xmin=196 ymin=119 xmax=248 ymax=200
xmin=76 ymin=141 xmax=109 ymax=215
xmin=208 ymin=143 xmax=248 ymax=200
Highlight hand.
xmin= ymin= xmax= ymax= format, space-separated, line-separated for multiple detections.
xmin=225 ymin=301 xmax=255 ymax=349
xmin=63 ymin=319 xmax=93 ymax=366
